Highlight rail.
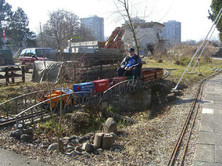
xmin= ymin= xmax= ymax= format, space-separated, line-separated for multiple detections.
xmin=14 ymin=79 xmax=146 ymax=128
xmin=168 ymin=72 xmax=220 ymax=166
xmin=0 ymin=90 xmax=51 ymax=119
xmin=0 ymin=69 xmax=169 ymax=128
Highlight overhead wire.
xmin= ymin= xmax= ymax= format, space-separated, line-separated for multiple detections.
xmin=191 ymin=10 xmax=222 ymax=73
xmin=172 ymin=7 xmax=222 ymax=91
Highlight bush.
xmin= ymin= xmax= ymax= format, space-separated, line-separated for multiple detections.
xmin=174 ymin=56 xmax=192 ymax=66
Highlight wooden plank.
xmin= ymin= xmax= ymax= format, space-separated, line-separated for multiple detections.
xmin=0 ymin=64 xmax=25 ymax=69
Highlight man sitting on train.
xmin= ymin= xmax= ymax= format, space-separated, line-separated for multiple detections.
xmin=117 ymin=48 xmax=142 ymax=80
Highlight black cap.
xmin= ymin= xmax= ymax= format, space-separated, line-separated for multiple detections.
xmin=128 ymin=48 xmax=135 ymax=52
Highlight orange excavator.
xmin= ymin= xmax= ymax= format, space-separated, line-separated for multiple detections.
xmin=99 ymin=27 xmax=125 ymax=50
xmin=104 ymin=27 xmax=125 ymax=49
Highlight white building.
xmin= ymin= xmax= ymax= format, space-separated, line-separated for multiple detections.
xmin=81 ymin=15 xmax=104 ymax=41
xmin=123 ymin=22 xmax=164 ymax=55
xmin=163 ymin=20 xmax=181 ymax=47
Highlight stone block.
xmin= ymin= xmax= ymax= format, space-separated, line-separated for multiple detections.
xmin=103 ymin=118 xmax=117 ymax=133
xmin=10 ymin=129 xmax=22 ymax=140
xmin=102 ymin=134 xmax=114 ymax=149
xmin=93 ymin=133 xmax=104 ymax=148
xmin=82 ymin=143 xmax=94 ymax=152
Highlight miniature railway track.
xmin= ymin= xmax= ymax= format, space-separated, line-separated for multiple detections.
xmin=0 ymin=110 xmax=49 ymax=128
xmin=0 ymin=69 xmax=170 ymax=129
xmin=0 ymin=118 xmax=16 ymax=127
xmin=168 ymin=73 xmax=219 ymax=166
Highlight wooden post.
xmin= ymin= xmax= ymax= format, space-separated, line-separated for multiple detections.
xmin=5 ymin=67 xmax=9 ymax=86
xmin=11 ymin=71 xmax=15 ymax=83
xmin=22 ymin=66 xmax=25 ymax=83
xmin=74 ymin=66 xmax=77 ymax=83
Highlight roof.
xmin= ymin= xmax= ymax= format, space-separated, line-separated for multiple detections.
xmin=123 ymin=22 xmax=164 ymax=29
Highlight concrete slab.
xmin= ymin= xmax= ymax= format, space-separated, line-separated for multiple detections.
xmin=194 ymin=161 xmax=222 ymax=166
xmin=197 ymin=131 xmax=215 ymax=144
xmin=214 ymin=100 xmax=222 ymax=104
xmin=198 ymin=132 xmax=222 ymax=146
xmin=195 ymin=144 xmax=215 ymax=162
xmin=215 ymin=145 xmax=222 ymax=163
xmin=0 ymin=148 xmax=49 ymax=166
xmin=204 ymin=103 xmax=222 ymax=109
xmin=203 ymin=104 xmax=222 ymax=114
xmin=214 ymin=133 xmax=222 ymax=146
xmin=199 ymin=114 xmax=214 ymax=132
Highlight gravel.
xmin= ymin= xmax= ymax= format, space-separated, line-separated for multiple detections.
xmin=0 ymin=83 xmax=202 ymax=166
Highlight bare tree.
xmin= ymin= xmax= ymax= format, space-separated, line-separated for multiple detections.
xmin=37 ymin=9 xmax=96 ymax=50
xmin=114 ymin=0 xmax=140 ymax=55
xmin=36 ymin=9 xmax=79 ymax=50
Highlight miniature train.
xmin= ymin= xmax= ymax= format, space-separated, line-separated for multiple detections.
xmin=41 ymin=68 xmax=164 ymax=108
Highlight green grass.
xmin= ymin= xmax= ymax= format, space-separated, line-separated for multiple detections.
xmin=143 ymin=57 xmax=222 ymax=87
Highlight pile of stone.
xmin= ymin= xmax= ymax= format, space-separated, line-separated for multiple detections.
xmin=9 ymin=117 xmax=118 ymax=157
xmin=10 ymin=127 xmax=33 ymax=143
xmin=48 ymin=117 xmax=118 ymax=156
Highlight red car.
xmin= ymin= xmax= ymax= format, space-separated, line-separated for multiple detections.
xmin=19 ymin=48 xmax=56 ymax=72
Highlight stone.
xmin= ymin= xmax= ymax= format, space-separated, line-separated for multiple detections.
xmin=66 ymin=112 xmax=90 ymax=132
xmin=69 ymin=135 xmax=78 ymax=142
xmin=167 ymin=93 xmax=176 ymax=101
xmin=79 ymin=136 xmax=90 ymax=143
xmin=40 ymin=144 xmax=48 ymax=149
xmin=63 ymin=137 xmax=70 ymax=140
xmin=65 ymin=145 xmax=74 ymax=152
xmin=93 ymin=133 xmax=104 ymax=148
xmin=102 ymin=134 xmax=114 ymax=149
xmin=22 ymin=128 xmax=33 ymax=135
xmin=20 ymin=134 xmax=33 ymax=143
xmin=75 ymin=146 xmax=82 ymax=152
xmin=97 ymin=148 xmax=103 ymax=153
xmin=82 ymin=143 xmax=94 ymax=152
xmin=47 ymin=143 xmax=58 ymax=153
xmin=72 ymin=150 xmax=82 ymax=156
xmin=103 ymin=118 xmax=117 ymax=133
xmin=100 ymin=102 xmax=108 ymax=110
xmin=10 ymin=129 xmax=22 ymax=140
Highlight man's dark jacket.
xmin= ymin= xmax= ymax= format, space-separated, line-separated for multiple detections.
xmin=120 ymin=54 xmax=142 ymax=69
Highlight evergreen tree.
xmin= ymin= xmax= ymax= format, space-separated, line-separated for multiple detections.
xmin=0 ymin=0 xmax=12 ymax=48
xmin=7 ymin=7 xmax=36 ymax=49
xmin=209 ymin=0 xmax=222 ymax=41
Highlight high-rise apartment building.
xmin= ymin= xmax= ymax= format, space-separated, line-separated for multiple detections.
xmin=163 ymin=20 xmax=181 ymax=46
xmin=81 ymin=15 xmax=104 ymax=41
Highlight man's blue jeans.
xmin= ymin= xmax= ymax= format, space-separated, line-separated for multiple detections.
xmin=117 ymin=66 xmax=140 ymax=80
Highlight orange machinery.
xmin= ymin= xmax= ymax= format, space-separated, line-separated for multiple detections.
xmin=99 ymin=27 xmax=125 ymax=49
xmin=41 ymin=88 xmax=74 ymax=109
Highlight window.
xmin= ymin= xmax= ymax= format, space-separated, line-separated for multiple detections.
xmin=20 ymin=50 xmax=27 ymax=57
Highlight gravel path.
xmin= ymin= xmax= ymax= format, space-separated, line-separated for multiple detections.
xmin=0 ymin=83 xmax=201 ymax=166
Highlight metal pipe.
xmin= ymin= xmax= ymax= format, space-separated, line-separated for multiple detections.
xmin=191 ymin=9 xmax=222 ymax=73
